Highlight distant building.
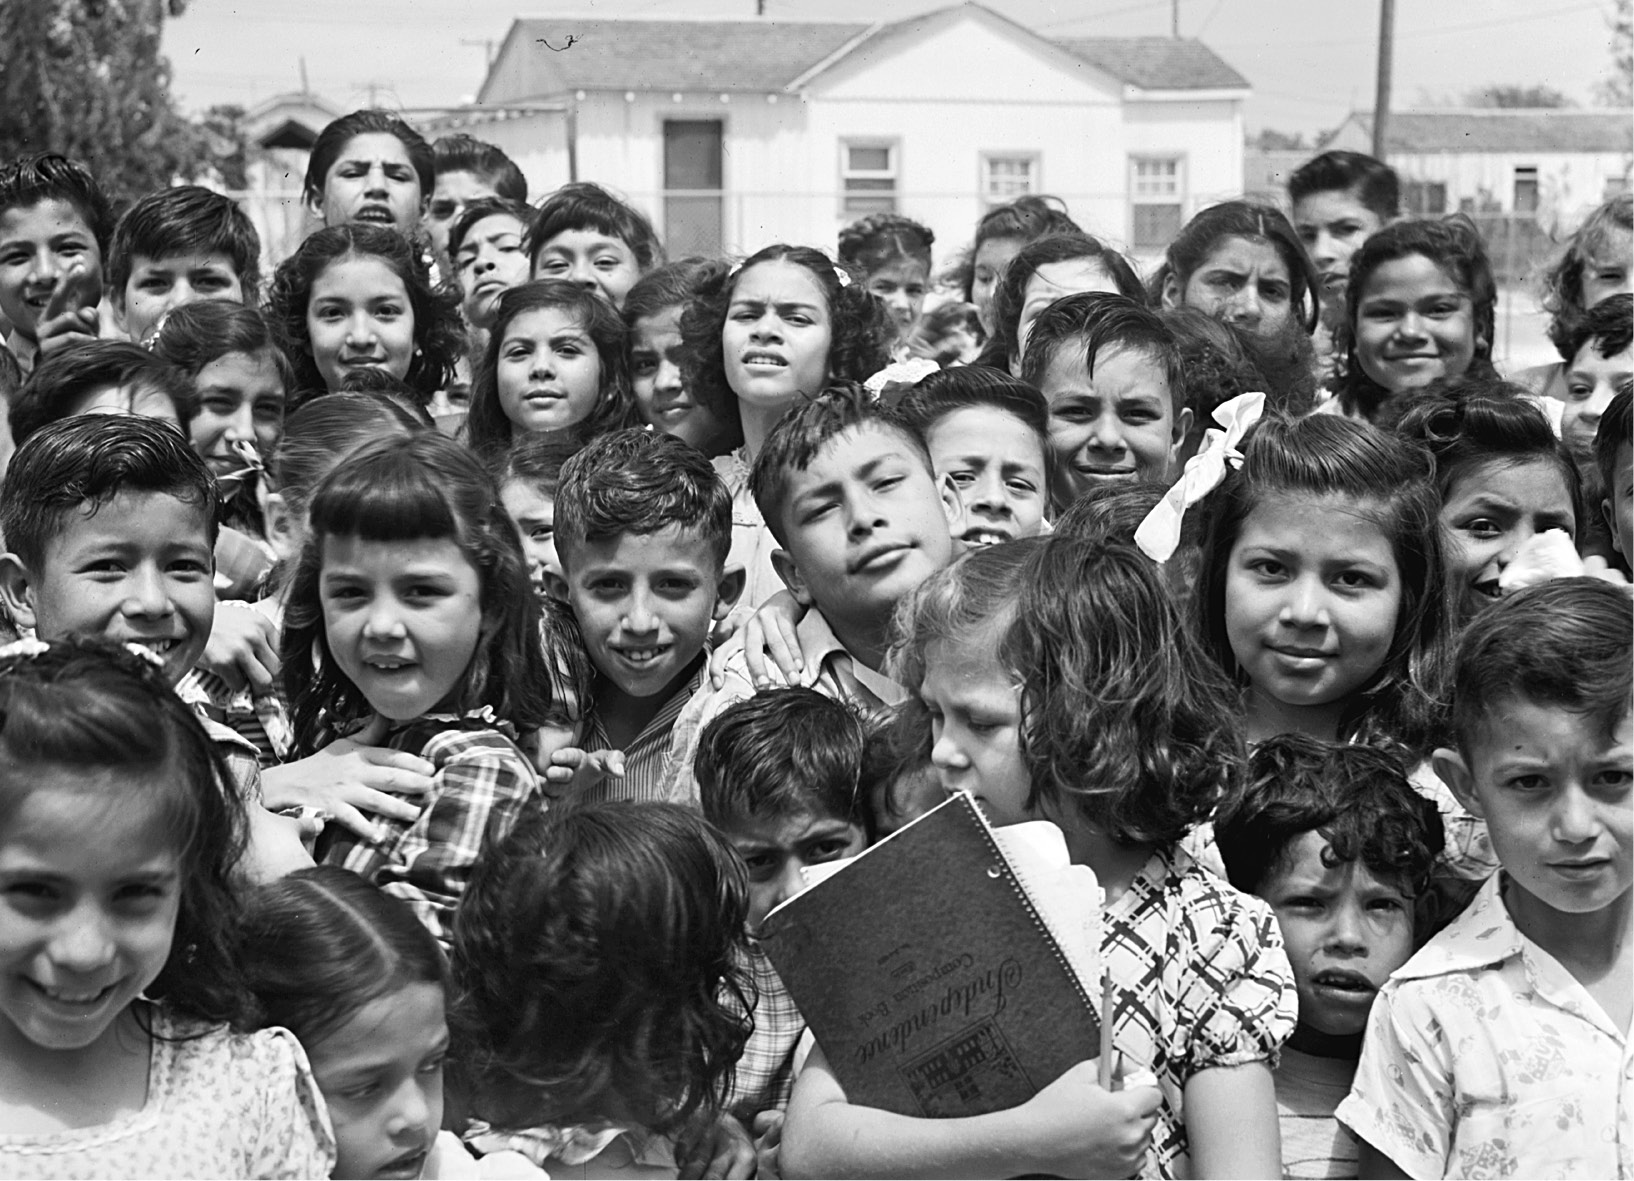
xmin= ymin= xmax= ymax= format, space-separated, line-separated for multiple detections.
xmin=451 ymin=1 xmax=1251 ymax=263
xmin=240 ymin=91 xmax=345 ymax=268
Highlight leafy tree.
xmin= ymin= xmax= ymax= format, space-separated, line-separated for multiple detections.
xmin=198 ymin=104 xmax=249 ymax=191
xmin=0 ymin=0 xmax=210 ymax=205
xmin=1598 ymin=0 xmax=1633 ymax=108
xmin=1252 ymin=128 xmax=1307 ymax=151
xmin=1463 ymin=84 xmax=1575 ymax=108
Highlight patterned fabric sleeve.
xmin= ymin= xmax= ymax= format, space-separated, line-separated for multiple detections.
xmin=1335 ymin=984 xmax=1455 ymax=1181
xmin=240 ymin=1026 xmax=337 ymax=1179
xmin=377 ymin=732 xmax=539 ymax=948
xmin=1169 ymin=884 xmax=1298 ymax=1081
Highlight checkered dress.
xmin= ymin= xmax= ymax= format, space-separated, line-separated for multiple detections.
xmin=724 ymin=943 xmax=806 ymax=1122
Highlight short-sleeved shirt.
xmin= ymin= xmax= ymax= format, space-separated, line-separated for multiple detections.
xmin=1336 ymin=872 xmax=1633 ymax=1179
xmin=1105 ymin=844 xmax=1299 ymax=1179
xmin=0 ymin=1009 xmax=335 ymax=1179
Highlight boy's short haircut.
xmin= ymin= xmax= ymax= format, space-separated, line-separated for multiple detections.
xmin=1567 ymin=292 xmax=1633 ymax=363
xmin=0 ymin=154 xmax=115 ymax=256
xmin=897 ymin=366 xmax=1051 ymax=458
xmin=105 ymin=185 xmax=262 ymax=302
xmin=1450 ymin=577 xmax=1633 ymax=757
xmin=1287 ymin=149 xmax=1401 ymax=222
xmin=622 ymin=257 xmax=730 ymax=326
xmin=0 ymin=414 xmax=220 ymax=570
xmin=1595 ymin=383 xmax=1632 ymax=492
xmin=8 ymin=341 xmax=197 ymax=449
xmin=446 ymin=196 xmax=534 ymax=264
xmin=695 ymin=686 xmax=872 ymax=836
xmin=1018 ymin=291 xmax=1184 ymax=412
xmin=554 ymin=427 xmax=731 ymax=566
xmin=431 ymin=135 xmax=527 ymax=202
xmin=1214 ymin=732 xmax=1444 ymax=900
xmin=529 ymin=181 xmax=664 ymax=272
xmin=491 ymin=432 xmax=581 ymax=500
xmin=748 ymin=381 xmax=935 ymax=548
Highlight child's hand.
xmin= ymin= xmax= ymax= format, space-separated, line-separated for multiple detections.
xmin=740 ymin=590 xmax=806 ymax=689
xmin=1019 ymin=1058 xmax=1160 ymax=1180
xmin=260 ymin=714 xmax=434 ymax=842
xmin=675 ymin=1110 xmax=756 ymax=1180
xmin=199 ymin=601 xmax=281 ymax=693
xmin=34 ymin=262 xmax=102 ymax=356
xmin=751 ymin=1110 xmax=784 ymax=1179
xmin=543 ymin=746 xmax=625 ymax=796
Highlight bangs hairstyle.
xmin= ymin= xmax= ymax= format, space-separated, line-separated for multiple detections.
xmin=266 ymin=223 xmax=465 ymax=408
xmin=150 ymin=299 xmax=296 ymax=394
xmin=1019 ymin=291 xmax=1183 ymax=411
xmin=269 ymin=392 xmax=426 ymax=521
xmin=0 ymin=638 xmax=249 ymax=1027
xmin=678 ymin=243 xmax=895 ymax=431
xmin=242 ymin=865 xmax=446 ymax=1046
xmin=837 ymin=212 xmax=935 ymax=274
xmin=8 ymin=340 xmax=197 ymax=449
xmin=1392 ymin=378 xmax=1584 ymax=541
xmin=449 ymin=802 xmax=751 ymax=1136
xmin=623 ymin=256 xmax=732 ymax=326
xmin=1004 ymin=538 xmax=1241 ymax=845
xmin=1542 ymin=192 xmax=1632 ymax=359
xmin=0 ymin=153 xmax=114 ymax=255
xmin=1450 ymin=576 xmax=1632 ymax=755
xmin=747 ymin=381 xmax=933 ymax=548
xmin=464 ymin=279 xmax=636 ymax=459
xmin=107 ymin=185 xmax=262 ymax=301
xmin=0 ymin=414 xmax=218 ymax=570
xmin=431 ymin=134 xmax=526 ymax=203
xmin=281 ymin=432 xmax=554 ymax=751
xmin=446 ymin=196 xmax=533 ymax=266
xmin=1567 ymin=290 xmax=1633 ymax=363
xmin=303 ymin=109 xmax=433 ymax=202
xmin=1214 ymin=733 xmax=1443 ymax=899
xmin=695 ymin=687 xmax=872 ymax=835
xmin=982 ymin=233 xmax=1144 ymax=370
xmin=1287 ymin=150 xmax=1401 ymax=221
xmin=554 ymin=428 xmax=732 ymax=567
xmin=1192 ymin=413 xmax=1451 ymax=752
xmin=528 ymin=182 xmax=664 ymax=272
xmin=948 ymin=195 xmax=1081 ymax=303
xmin=1150 ymin=201 xmax=1320 ymax=335
xmin=1597 ymin=384 xmax=1632 ymax=491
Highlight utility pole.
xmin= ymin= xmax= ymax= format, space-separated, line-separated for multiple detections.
xmin=1372 ymin=0 xmax=1395 ymax=160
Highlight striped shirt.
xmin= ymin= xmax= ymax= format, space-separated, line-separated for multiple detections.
xmin=578 ymin=656 xmax=711 ymax=806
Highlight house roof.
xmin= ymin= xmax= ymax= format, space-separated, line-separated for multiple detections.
xmin=1332 ymin=110 xmax=1633 ymax=154
xmin=485 ymin=4 xmax=1248 ymax=96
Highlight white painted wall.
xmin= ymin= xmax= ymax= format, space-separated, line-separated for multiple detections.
xmin=1388 ymin=150 xmax=1630 ymax=225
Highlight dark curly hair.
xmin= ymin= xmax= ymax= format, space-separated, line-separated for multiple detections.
xmin=450 ymin=802 xmax=752 ymax=1136
xmin=0 ymin=638 xmax=251 ymax=1031
xmin=837 ymin=212 xmax=935 ymax=274
xmin=1541 ymin=192 xmax=1632 ymax=360
xmin=678 ymin=244 xmax=895 ymax=435
xmin=945 ymin=195 xmax=1082 ymax=307
xmin=978 ymin=232 xmax=1145 ymax=372
xmin=266 ymin=223 xmax=465 ymax=409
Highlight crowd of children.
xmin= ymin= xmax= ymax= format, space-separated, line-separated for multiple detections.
xmin=0 ymin=111 xmax=1627 ymax=1181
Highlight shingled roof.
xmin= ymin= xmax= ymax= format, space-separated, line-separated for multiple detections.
xmin=1057 ymin=37 xmax=1249 ymax=91
xmin=1336 ymin=110 xmax=1633 ymax=154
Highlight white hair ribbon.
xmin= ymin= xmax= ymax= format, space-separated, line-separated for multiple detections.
xmin=1134 ymin=390 xmax=1266 ymax=564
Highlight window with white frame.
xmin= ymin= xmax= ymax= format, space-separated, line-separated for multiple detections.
xmin=982 ymin=154 xmax=1039 ymax=205
xmin=1129 ymin=156 xmax=1184 ymax=251
xmin=841 ymin=140 xmax=898 ymax=216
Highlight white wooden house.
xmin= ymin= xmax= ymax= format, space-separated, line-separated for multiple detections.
xmin=436 ymin=2 xmax=1251 ymax=267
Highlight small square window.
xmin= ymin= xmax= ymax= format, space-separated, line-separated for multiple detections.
xmin=982 ymin=154 xmax=1039 ymax=205
xmin=1129 ymin=156 xmax=1185 ymax=251
xmin=1514 ymin=166 xmax=1540 ymax=214
xmin=841 ymin=140 xmax=898 ymax=216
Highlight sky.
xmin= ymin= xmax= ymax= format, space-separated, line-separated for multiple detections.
xmin=160 ymin=0 xmax=1622 ymax=138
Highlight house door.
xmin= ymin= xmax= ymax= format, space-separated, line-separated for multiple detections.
xmin=663 ymin=120 xmax=723 ymax=256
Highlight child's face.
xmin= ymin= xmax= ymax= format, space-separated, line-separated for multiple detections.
xmin=313 ymin=133 xmax=425 ymax=234
xmin=1355 ymin=253 xmax=1476 ymax=394
xmin=117 ymin=252 xmax=245 ymax=345
xmin=1582 ymin=229 xmax=1632 ymax=310
xmin=632 ymin=303 xmax=731 ymax=454
xmin=1564 ymin=337 xmax=1632 ymax=462
xmin=498 ymin=477 xmax=560 ymax=595
xmin=307 ymin=257 xmax=416 ymax=393
xmin=319 ymin=534 xmax=486 ymax=722
xmin=307 ymin=981 xmax=448 ymax=1181
xmin=189 ymin=349 xmax=286 ymax=478
xmin=724 ymin=809 xmax=868 ymax=932
xmin=722 ymin=260 xmax=833 ymax=415
xmin=1293 ymin=187 xmax=1385 ymax=299
xmin=865 ymin=257 xmax=930 ymax=334
xmin=925 ymin=404 xmax=1047 ymax=545
xmin=1037 ymin=343 xmax=1185 ymax=510
xmin=1225 ymin=493 xmax=1401 ymax=721
xmin=921 ymin=636 xmax=1031 ymax=827
xmin=1259 ymin=832 xmax=1415 ymax=1036
xmin=775 ymin=425 xmax=960 ymax=634
xmin=1014 ymin=258 xmax=1120 ymax=368
xmin=0 ymin=198 xmax=103 ymax=342
xmin=496 ymin=305 xmax=603 ymax=435
xmin=1607 ymin=441 xmax=1633 ymax=563
xmin=0 ymin=771 xmax=180 ymax=1054
xmin=533 ymin=228 xmax=642 ymax=308
xmin=1439 ymin=700 xmax=1632 ymax=922
xmin=425 ymin=168 xmax=498 ymax=260
xmin=1165 ymin=235 xmax=1294 ymax=340
xmin=0 ymin=491 xmax=215 ymax=686
xmin=453 ymin=212 xmax=529 ymax=330
xmin=560 ymin=523 xmax=736 ymax=700
xmin=1440 ymin=457 xmax=1577 ymax=620
xmin=971 ymin=235 xmax=1023 ymax=337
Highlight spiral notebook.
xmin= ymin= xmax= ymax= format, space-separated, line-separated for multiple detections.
xmin=757 ymin=791 xmax=1103 ymax=1118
